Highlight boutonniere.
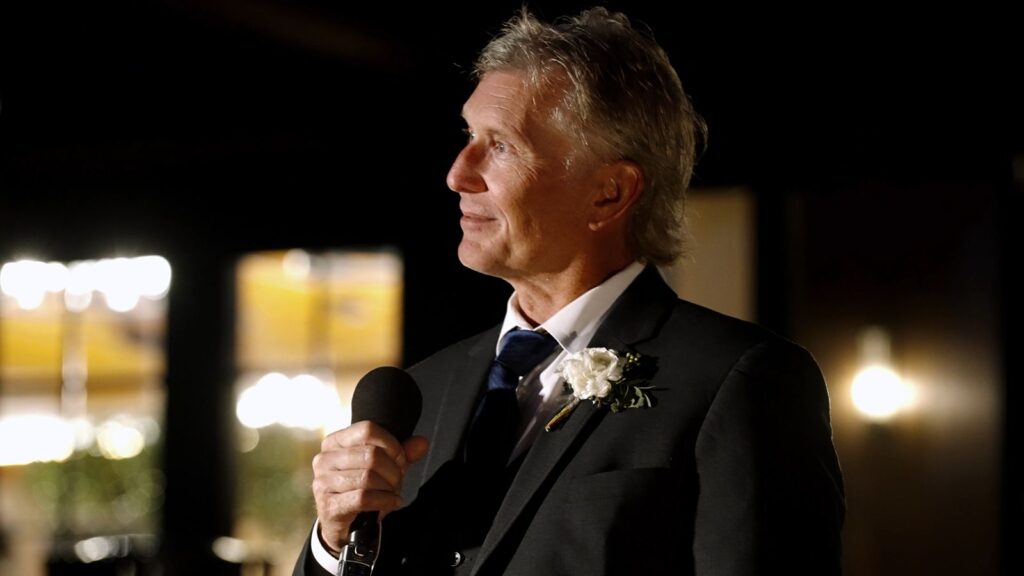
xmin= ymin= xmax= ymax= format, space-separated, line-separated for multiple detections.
xmin=544 ymin=347 xmax=656 ymax=431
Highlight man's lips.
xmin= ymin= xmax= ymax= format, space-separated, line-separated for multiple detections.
xmin=460 ymin=210 xmax=495 ymax=222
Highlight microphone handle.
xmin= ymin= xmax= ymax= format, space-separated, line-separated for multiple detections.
xmin=338 ymin=512 xmax=381 ymax=576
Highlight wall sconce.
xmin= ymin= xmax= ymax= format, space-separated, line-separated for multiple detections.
xmin=850 ymin=326 xmax=915 ymax=422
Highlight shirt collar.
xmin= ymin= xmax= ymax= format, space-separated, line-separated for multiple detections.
xmin=497 ymin=261 xmax=646 ymax=355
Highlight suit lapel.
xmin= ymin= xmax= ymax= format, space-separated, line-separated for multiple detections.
xmin=471 ymin=266 xmax=678 ymax=574
xmin=420 ymin=327 xmax=499 ymax=482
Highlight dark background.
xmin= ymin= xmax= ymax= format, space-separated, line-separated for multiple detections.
xmin=2 ymin=1 xmax=1019 ymax=574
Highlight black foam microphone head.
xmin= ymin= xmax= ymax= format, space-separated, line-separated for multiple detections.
xmin=350 ymin=366 xmax=422 ymax=441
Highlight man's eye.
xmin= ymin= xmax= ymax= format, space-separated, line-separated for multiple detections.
xmin=493 ymin=141 xmax=508 ymax=154
xmin=462 ymin=128 xmax=475 ymax=141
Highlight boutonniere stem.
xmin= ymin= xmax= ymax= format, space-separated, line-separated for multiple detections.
xmin=544 ymin=397 xmax=580 ymax=432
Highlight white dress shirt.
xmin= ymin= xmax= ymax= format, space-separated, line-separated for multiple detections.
xmin=498 ymin=261 xmax=645 ymax=460
xmin=312 ymin=262 xmax=647 ymax=572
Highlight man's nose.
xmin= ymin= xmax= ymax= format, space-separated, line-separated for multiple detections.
xmin=446 ymin=145 xmax=487 ymax=194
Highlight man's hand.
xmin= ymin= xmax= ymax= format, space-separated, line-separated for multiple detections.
xmin=312 ymin=420 xmax=429 ymax=556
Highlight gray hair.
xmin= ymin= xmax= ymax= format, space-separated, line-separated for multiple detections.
xmin=474 ymin=7 xmax=706 ymax=264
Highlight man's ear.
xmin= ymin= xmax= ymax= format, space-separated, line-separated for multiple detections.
xmin=589 ymin=160 xmax=644 ymax=231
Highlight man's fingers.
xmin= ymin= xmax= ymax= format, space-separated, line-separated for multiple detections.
xmin=403 ymin=436 xmax=430 ymax=469
xmin=313 ymin=445 xmax=404 ymax=490
xmin=313 ymin=422 xmax=418 ymax=548
xmin=319 ymin=489 xmax=403 ymax=521
xmin=313 ymin=468 xmax=398 ymax=498
xmin=322 ymin=421 xmax=405 ymax=464
xmin=317 ymin=488 xmax=404 ymax=552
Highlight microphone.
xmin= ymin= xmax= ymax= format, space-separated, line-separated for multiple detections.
xmin=339 ymin=367 xmax=422 ymax=576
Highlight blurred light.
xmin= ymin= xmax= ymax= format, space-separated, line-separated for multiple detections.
xmin=74 ymin=536 xmax=113 ymax=563
xmin=280 ymin=374 xmax=337 ymax=430
xmin=97 ymin=257 xmax=141 ymax=312
xmin=138 ymin=416 xmax=161 ymax=445
xmin=92 ymin=255 xmax=172 ymax=312
xmin=851 ymin=366 xmax=915 ymax=421
xmin=283 ymin=249 xmax=312 ymax=278
xmin=329 ymin=404 xmax=352 ymax=436
xmin=3 ymin=255 xmax=171 ymax=313
xmin=70 ymin=417 xmax=96 ymax=450
xmin=237 ymin=427 xmax=260 ymax=453
xmin=66 ymin=260 xmax=97 ymax=294
xmin=65 ymin=260 xmax=97 ymax=311
xmin=42 ymin=261 xmax=70 ymax=292
xmin=135 ymin=255 xmax=172 ymax=297
xmin=64 ymin=290 xmax=93 ymax=311
xmin=850 ymin=326 xmax=916 ymax=422
xmin=73 ymin=536 xmax=131 ymax=563
xmin=236 ymin=372 xmax=342 ymax=430
xmin=96 ymin=418 xmax=146 ymax=459
xmin=1 ymin=260 xmax=49 ymax=309
xmin=236 ymin=372 xmax=290 ymax=429
xmin=14 ymin=291 xmax=45 ymax=310
xmin=212 ymin=536 xmax=249 ymax=563
xmin=0 ymin=415 xmax=75 ymax=466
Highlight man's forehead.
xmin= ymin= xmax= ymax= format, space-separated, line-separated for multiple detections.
xmin=462 ymin=70 xmax=565 ymax=124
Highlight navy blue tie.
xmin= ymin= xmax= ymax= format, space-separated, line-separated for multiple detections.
xmin=465 ymin=329 xmax=559 ymax=471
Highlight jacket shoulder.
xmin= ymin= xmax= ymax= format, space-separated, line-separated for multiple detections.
xmin=406 ymin=325 xmax=499 ymax=379
xmin=673 ymin=297 xmax=812 ymax=354
xmin=651 ymin=297 xmax=822 ymax=393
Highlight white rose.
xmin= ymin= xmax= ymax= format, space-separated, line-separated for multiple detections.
xmin=559 ymin=348 xmax=623 ymax=400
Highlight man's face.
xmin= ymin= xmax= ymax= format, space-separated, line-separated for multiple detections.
xmin=447 ymin=70 xmax=600 ymax=281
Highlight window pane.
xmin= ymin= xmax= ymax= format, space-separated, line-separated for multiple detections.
xmin=0 ymin=256 xmax=170 ymax=575
xmin=231 ymin=249 xmax=402 ymax=574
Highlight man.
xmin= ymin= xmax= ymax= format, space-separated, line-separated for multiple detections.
xmin=296 ymin=7 xmax=844 ymax=575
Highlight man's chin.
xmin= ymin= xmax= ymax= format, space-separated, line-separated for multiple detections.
xmin=457 ymin=244 xmax=505 ymax=279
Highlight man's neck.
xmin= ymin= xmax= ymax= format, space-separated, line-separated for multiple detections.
xmin=508 ymin=257 xmax=635 ymax=326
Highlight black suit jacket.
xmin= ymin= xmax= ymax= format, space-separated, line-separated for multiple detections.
xmin=296 ymin=266 xmax=845 ymax=575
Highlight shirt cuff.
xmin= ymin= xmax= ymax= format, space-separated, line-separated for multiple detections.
xmin=310 ymin=518 xmax=341 ymax=574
